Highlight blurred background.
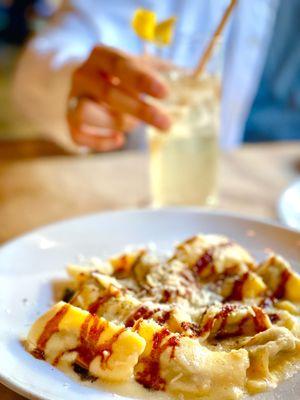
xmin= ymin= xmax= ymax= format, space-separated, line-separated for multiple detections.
xmin=0 ymin=0 xmax=62 ymax=141
xmin=0 ymin=0 xmax=299 ymax=260
xmin=0 ymin=0 xmax=299 ymax=150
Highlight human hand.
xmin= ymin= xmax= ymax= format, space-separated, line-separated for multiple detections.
xmin=67 ymin=45 xmax=171 ymax=151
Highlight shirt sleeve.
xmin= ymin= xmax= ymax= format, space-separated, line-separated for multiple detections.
xmin=12 ymin=0 xmax=99 ymax=149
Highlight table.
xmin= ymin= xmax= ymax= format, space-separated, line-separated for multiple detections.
xmin=0 ymin=139 xmax=299 ymax=399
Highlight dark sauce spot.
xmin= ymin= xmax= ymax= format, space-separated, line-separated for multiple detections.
xmin=31 ymin=348 xmax=45 ymax=360
xmin=268 ymin=313 xmax=280 ymax=323
xmin=161 ymin=289 xmax=172 ymax=303
xmin=113 ymin=255 xmax=128 ymax=277
xmin=62 ymin=288 xmax=75 ymax=303
xmin=72 ymin=363 xmax=97 ymax=382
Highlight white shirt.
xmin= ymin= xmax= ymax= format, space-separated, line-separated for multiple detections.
xmin=12 ymin=0 xmax=279 ymax=150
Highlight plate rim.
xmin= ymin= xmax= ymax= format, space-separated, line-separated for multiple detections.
xmin=1 ymin=206 xmax=300 ymax=252
xmin=1 ymin=206 xmax=300 ymax=400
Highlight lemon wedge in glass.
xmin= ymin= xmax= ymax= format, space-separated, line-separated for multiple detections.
xmin=131 ymin=9 xmax=156 ymax=41
xmin=132 ymin=9 xmax=176 ymax=46
xmin=154 ymin=16 xmax=177 ymax=45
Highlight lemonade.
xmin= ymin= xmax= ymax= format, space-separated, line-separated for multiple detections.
xmin=148 ymin=70 xmax=220 ymax=206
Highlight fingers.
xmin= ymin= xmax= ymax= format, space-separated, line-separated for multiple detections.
xmin=140 ymin=54 xmax=174 ymax=72
xmin=87 ymin=46 xmax=168 ymax=98
xmin=107 ymin=86 xmax=171 ymax=130
xmin=71 ymin=69 xmax=171 ymax=130
xmin=68 ymin=45 xmax=172 ymax=153
xmin=69 ymin=124 xmax=125 ymax=152
xmin=67 ymin=98 xmax=131 ymax=152
xmin=70 ymin=98 xmax=139 ymax=132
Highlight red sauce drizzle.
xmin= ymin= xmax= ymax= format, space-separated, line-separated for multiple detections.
xmin=258 ymin=268 xmax=292 ymax=309
xmin=215 ymin=315 xmax=249 ymax=340
xmin=259 ymin=297 xmax=274 ymax=308
xmin=215 ymin=304 xmax=236 ymax=333
xmin=34 ymin=307 xmax=125 ymax=374
xmin=53 ymin=313 xmax=100 ymax=367
xmin=272 ymin=269 xmax=292 ymax=299
xmin=252 ymin=306 xmax=269 ymax=333
xmin=132 ymin=318 xmax=144 ymax=332
xmin=225 ymin=272 xmax=249 ymax=301
xmin=181 ymin=321 xmax=202 ymax=336
xmin=194 ymin=250 xmax=214 ymax=275
xmin=156 ymin=310 xmax=171 ymax=325
xmin=32 ymin=304 xmax=69 ymax=360
xmin=199 ymin=315 xmax=215 ymax=336
xmin=114 ymin=250 xmax=145 ymax=277
xmin=125 ymin=306 xmax=171 ymax=328
xmin=135 ymin=328 xmax=179 ymax=391
xmin=168 ymin=336 xmax=180 ymax=359
xmin=183 ymin=304 xmax=270 ymax=340
xmin=181 ymin=304 xmax=236 ymax=338
xmin=75 ymin=314 xmax=125 ymax=367
xmin=125 ymin=306 xmax=156 ymax=328
xmin=88 ymin=288 xmax=119 ymax=315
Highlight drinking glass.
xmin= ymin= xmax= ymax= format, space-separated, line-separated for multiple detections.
xmin=147 ymin=32 xmax=223 ymax=207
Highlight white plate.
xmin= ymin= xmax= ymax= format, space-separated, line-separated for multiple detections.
xmin=0 ymin=208 xmax=300 ymax=400
xmin=278 ymin=179 xmax=300 ymax=231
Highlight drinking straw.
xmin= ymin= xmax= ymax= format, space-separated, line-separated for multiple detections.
xmin=194 ymin=0 xmax=238 ymax=78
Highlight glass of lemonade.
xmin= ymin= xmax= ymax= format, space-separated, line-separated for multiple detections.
xmin=147 ymin=33 xmax=223 ymax=207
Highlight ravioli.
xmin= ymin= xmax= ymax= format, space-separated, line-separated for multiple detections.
xmin=26 ymin=301 xmax=146 ymax=382
xmin=26 ymin=234 xmax=300 ymax=399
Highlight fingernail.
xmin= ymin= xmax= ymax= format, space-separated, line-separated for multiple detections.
xmin=114 ymin=133 xmax=125 ymax=146
xmin=151 ymin=81 xmax=168 ymax=98
xmin=153 ymin=113 xmax=171 ymax=130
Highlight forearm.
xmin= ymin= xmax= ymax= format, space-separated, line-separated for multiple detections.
xmin=13 ymin=46 xmax=80 ymax=130
xmin=12 ymin=3 xmax=98 ymax=137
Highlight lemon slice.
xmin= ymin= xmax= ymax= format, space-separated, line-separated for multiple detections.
xmin=154 ymin=17 xmax=177 ymax=46
xmin=131 ymin=9 xmax=156 ymax=41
